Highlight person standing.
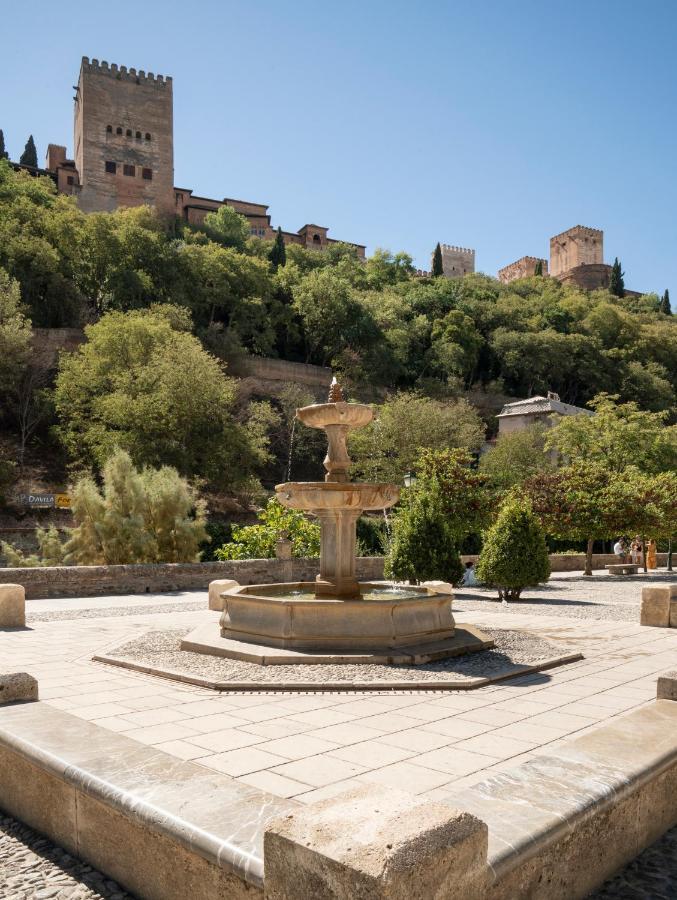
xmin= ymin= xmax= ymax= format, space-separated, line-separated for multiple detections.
xmin=647 ymin=539 xmax=658 ymax=570
xmin=630 ymin=537 xmax=643 ymax=566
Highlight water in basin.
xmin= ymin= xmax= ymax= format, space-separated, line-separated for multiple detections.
xmin=251 ymin=585 xmax=430 ymax=602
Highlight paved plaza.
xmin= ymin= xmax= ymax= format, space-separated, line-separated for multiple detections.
xmin=2 ymin=572 xmax=676 ymax=806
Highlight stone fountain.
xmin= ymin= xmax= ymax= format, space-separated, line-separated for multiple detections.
xmin=182 ymin=379 xmax=493 ymax=664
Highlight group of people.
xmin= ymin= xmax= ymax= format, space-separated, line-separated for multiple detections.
xmin=613 ymin=536 xmax=658 ymax=569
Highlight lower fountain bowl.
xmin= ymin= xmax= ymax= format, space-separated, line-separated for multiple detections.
xmin=217 ymin=582 xmax=456 ymax=652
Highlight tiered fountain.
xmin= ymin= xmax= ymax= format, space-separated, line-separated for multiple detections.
xmin=183 ymin=379 xmax=492 ymax=664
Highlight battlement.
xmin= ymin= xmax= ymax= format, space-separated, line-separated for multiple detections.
xmin=80 ymin=57 xmax=172 ymax=87
xmin=441 ymin=244 xmax=475 ymax=256
xmin=550 ymin=224 xmax=602 ymax=242
xmin=498 ymin=256 xmax=549 ymax=283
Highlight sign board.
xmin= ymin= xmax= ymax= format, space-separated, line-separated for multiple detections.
xmin=15 ymin=493 xmax=72 ymax=510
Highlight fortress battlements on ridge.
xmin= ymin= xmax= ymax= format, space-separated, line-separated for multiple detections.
xmin=30 ymin=57 xmax=365 ymax=258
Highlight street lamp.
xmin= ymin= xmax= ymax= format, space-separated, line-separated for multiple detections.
xmin=403 ymin=472 xmax=417 ymax=488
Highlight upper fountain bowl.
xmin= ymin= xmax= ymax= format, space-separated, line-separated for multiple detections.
xmin=296 ymin=401 xmax=373 ymax=431
xmin=276 ymin=481 xmax=400 ymax=511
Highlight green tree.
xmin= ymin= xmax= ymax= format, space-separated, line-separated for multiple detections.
xmin=523 ymin=462 xmax=623 ymax=576
xmin=349 ymin=393 xmax=485 ymax=484
xmin=1 ymin=450 xmax=208 ymax=566
xmin=0 ymin=268 xmax=31 ymax=402
xmin=534 ymin=259 xmax=543 ymax=276
xmin=0 ymin=130 xmax=8 ymax=160
xmin=660 ymin=289 xmax=672 ymax=315
xmin=414 ymin=448 xmax=493 ymax=544
xmin=53 ymin=307 xmax=259 ymax=489
xmin=202 ymin=204 xmax=250 ymax=250
xmin=216 ymin=498 xmax=320 ymax=559
xmin=431 ymin=242 xmax=444 ymax=278
xmin=479 ymin=425 xmax=553 ymax=493
xmin=545 ymin=393 xmax=677 ymax=475
xmin=476 ymin=499 xmax=550 ymax=601
xmin=384 ymin=480 xmax=463 ymax=585
xmin=269 ymin=226 xmax=287 ymax=270
xmin=19 ymin=135 xmax=37 ymax=168
xmin=609 ymin=257 xmax=625 ymax=298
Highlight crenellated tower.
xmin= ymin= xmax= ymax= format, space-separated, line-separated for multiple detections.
xmin=73 ymin=57 xmax=174 ymax=215
xmin=433 ymin=244 xmax=475 ymax=279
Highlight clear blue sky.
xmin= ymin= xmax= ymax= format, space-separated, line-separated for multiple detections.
xmin=2 ymin=0 xmax=676 ymax=293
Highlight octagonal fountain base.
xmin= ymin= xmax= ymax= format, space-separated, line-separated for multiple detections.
xmin=180 ymin=582 xmax=494 ymax=665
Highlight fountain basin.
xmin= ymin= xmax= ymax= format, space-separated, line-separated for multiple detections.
xmin=276 ymin=481 xmax=400 ymax=512
xmin=296 ymin=401 xmax=373 ymax=430
xmin=217 ymin=582 xmax=456 ymax=651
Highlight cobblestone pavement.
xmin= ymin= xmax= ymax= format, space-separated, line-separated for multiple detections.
xmin=589 ymin=823 xmax=677 ymax=898
xmin=0 ymin=813 xmax=135 ymax=899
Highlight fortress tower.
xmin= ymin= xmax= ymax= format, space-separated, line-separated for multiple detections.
xmin=498 ymin=256 xmax=548 ymax=283
xmin=549 ymin=225 xmax=603 ymax=277
xmin=434 ymin=245 xmax=475 ymax=279
xmin=74 ymin=57 xmax=174 ymax=215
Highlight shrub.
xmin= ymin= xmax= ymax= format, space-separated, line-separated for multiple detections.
xmin=476 ymin=500 xmax=550 ymax=601
xmin=216 ymin=498 xmax=320 ymax=560
xmin=384 ymin=481 xmax=463 ymax=584
xmin=1 ymin=450 xmax=207 ymax=566
xmin=356 ymin=516 xmax=387 ymax=556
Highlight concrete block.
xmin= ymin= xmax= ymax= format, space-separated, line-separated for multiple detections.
xmin=264 ymin=784 xmax=488 ymax=899
xmin=640 ymin=586 xmax=671 ymax=627
xmin=208 ymin=579 xmax=240 ymax=611
xmin=657 ymin=670 xmax=677 ymax=701
xmin=671 ymin=600 xmax=677 ymax=628
xmin=0 ymin=583 xmax=25 ymax=626
xmin=0 ymin=672 xmax=38 ymax=704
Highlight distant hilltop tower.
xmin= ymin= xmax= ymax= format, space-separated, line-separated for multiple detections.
xmin=433 ymin=244 xmax=475 ymax=279
xmin=549 ymin=225 xmax=603 ymax=277
xmin=73 ymin=57 xmax=174 ymax=215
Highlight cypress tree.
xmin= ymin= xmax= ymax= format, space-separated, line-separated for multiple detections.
xmin=609 ymin=257 xmax=625 ymax=298
xmin=19 ymin=135 xmax=38 ymax=168
xmin=0 ymin=130 xmax=7 ymax=160
xmin=269 ymin=226 xmax=287 ymax=270
xmin=534 ymin=259 xmax=543 ymax=276
xmin=660 ymin=289 xmax=672 ymax=315
xmin=431 ymin=242 xmax=444 ymax=278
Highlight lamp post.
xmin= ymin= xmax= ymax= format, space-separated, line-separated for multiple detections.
xmin=403 ymin=472 xmax=417 ymax=488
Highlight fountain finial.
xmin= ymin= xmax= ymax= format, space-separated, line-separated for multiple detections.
xmin=328 ymin=376 xmax=345 ymax=404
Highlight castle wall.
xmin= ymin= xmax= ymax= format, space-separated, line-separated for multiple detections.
xmin=550 ymin=226 xmax=603 ymax=277
xmin=75 ymin=58 xmax=174 ymax=216
xmin=555 ymin=262 xmax=611 ymax=291
xmin=498 ymin=256 xmax=548 ymax=283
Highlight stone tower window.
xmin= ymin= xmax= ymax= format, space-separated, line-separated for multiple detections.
xmin=105 ymin=161 xmax=117 ymax=174
xmin=313 ymin=234 xmax=321 ymax=244
xmin=106 ymin=125 xmax=112 ymax=133
xmin=142 ymin=168 xmax=152 ymax=180
xmin=126 ymin=129 xmax=132 ymax=137
xmin=123 ymin=164 xmax=135 ymax=177
xmin=116 ymin=127 xmax=123 ymax=135
xmin=145 ymin=133 xmax=151 ymax=140
xmin=136 ymin=131 xmax=141 ymax=139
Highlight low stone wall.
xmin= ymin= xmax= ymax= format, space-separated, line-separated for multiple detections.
xmin=460 ymin=552 xmax=669 ymax=572
xmin=0 ymin=557 xmax=385 ymax=600
xmin=1 ymin=552 xmax=670 ymax=600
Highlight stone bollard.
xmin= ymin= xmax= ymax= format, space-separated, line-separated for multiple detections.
xmin=657 ymin=670 xmax=677 ymax=701
xmin=0 ymin=673 xmax=38 ymax=704
xmin=0 ymin=584 xmax=25 ymax=627
xmin=264 ymin=785 xmax=488 ymax=899
xmin=207 ymin=579 xmax=240 ymax=611
xmin=640 ymin=584 xmax=677 ymax=627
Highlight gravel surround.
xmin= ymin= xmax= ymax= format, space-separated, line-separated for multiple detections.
xmin=0 ymin=813 xmax=135 ymax=900
xmin=1 ymin=809 xmax=674 ymax=900
xmin=105 ymin=626 xmax=566 ymax=685
xmin=588 ymin=824 xmax=677 ymax=898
